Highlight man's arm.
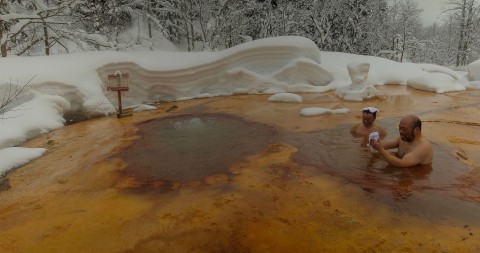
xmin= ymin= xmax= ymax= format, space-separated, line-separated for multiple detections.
xmin=372 ymin=140 xmax=428 ymax=167
xmin=378 ymin=136 xmax=400 ymax=150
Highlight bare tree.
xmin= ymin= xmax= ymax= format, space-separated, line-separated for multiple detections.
xmin=0 ymin=0 xmax=81 ymax=56
xmin=0 ymin=77 xmax=33 ymax=117
xmin=445 ymin=0 xmax=479 ymax=66
xmin=397 ymin=0 xmax=422 ymax=62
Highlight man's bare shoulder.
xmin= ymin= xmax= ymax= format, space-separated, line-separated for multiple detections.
xmin=350 ymin=123 xmax=362 ymax=134
xmin=412 ymin=137 xmax=433 ymax=164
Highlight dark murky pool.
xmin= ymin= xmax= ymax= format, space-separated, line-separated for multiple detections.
xmin=122 ymin=113 xmax=279 ymax=183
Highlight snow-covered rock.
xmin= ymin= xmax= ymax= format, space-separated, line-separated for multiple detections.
xmin=335 ymin=62 xmax=377 ymax=101
xmin=300 ymin=107 xmax=350 ymax=116
xmin=272 ymin=58 xmax=333 ymax=86
xmin=268 ymin=93 xmax=303 ymax=103
xmin=132 ymin=104 xmax=157 ymax=112
xmin=467 ymin=59 xmax=480 ymax=81
xmin=418 ymin=63 xmax=461 ymax=80
xmin=408 ymin=72 xmax=466 ymax=93
xmin=348 ymin=62 xmax=370 ymax=89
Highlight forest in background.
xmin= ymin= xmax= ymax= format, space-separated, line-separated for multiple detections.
xmin=0 ymin=0 xmax=479 ymax=68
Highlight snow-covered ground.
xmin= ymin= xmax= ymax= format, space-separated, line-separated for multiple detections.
xmin=1 ymin=36 xmax=479 ymax=175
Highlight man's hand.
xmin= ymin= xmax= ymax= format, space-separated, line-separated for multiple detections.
xmin=370 ymin=139 xmax=383 ymax=151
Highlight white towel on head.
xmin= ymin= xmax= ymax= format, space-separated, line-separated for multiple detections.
xmin=368 ymin=131 xmax=379 ymax=152
xmin=362 ymin=107 xmax=378 ymax=113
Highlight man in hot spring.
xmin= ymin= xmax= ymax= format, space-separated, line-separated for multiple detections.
xmin=350 ymin=106 xmax=387 ymax=140
xmin=370 ymin=115 xmax=433 ymax=167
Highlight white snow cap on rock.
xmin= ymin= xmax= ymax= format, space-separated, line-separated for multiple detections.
xmin=348 ymin=62 xmax=371 ymax=88
xmin=132 ymin=104 xmax=157 ymax=112
xmin=268 ymin=93 xmax=303 ymax=103
xmin=408 ymin=72 xmax=466 ymax=93
xmin=300 ymin=107 xmax=350 ymax=116
xmin=335 ymin=62 xmax=377 ymax=101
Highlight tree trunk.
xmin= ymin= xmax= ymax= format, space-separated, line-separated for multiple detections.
xmin=0 ymin=43 xmax=6 ymax=57
xmin=115 ymin=1 xmax=120 ymax=49
xmin=0 ymin=0 xmax=7 ymax=57
xmin=43 ymin=22 xmax=50 ymax=55
xmin=456 ymin=0 xmax=466 ymax=67
xmin=146 ymin=2 xmax=152 ymax=39
xmin=462 ymin=0 xmax=474 ymax=66
xmin=188 ymin=0 xmax=194 ymax=51
xmin=184 ymin=17 xmax=191 ymax=51
xmin=181 ymin=0 xmax=192 ymax=51
xmin=198 ymin=1 xmax=208 ymax=50
xmin=400 ymin=20 xmax=407 ymax=62
xmin=0 ymin=19 xmax=6 ymax=57
xmin=184 ymin=20 xmax=191 ymax=51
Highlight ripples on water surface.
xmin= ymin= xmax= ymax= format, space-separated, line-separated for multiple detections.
xmin=122 ymin=113 xmax=278 ymax=183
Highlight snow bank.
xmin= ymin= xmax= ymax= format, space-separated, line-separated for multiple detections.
xmin=300 ymin=107 xmax=350 ymax=117
xmin=465 ymin=81 xmax=480 ymax=89
xmin=467 ymin=59 xmax=480 ymax=81
xmin=0 ymin=147 xmax=46 ymax=175
xmin=319 ymin=52 xmax=423 ymax=88
xmin=408 ymin=72 xmax=466 ymax=93
xmin=0 ymin=36 xmax=478 ymax=176
xmin=0 ymin=93 xmax=70 ymax=148
xmin=418 ymin=63 xmax=461 ymax=80
xmin=320 ymin=52 xmax=468 ymax=93
xmin=97 ymin=36 xmax=327 ymax=105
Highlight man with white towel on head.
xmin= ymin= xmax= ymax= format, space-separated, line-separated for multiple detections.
xmin=350 ymin=106 xmax=387 ymax=140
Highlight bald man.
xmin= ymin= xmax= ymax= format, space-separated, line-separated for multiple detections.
xmin=370 ymin=115 xmax=433 ymax=167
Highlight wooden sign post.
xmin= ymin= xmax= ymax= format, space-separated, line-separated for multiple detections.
xmin=107 ymin=73 xmax=131 ymax=118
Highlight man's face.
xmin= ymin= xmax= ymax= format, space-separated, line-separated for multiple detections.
xmin=399 ymin=118 xmax=415 ymax=142
xmin=362 ymin=112 xmax=375 ymax=127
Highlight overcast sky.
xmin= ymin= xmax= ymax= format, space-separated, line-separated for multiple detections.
xmin=415 ymin=0 xmax=449 ymax=26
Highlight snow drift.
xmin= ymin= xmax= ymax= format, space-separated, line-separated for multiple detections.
xmin=0 ymin=36 xmax=478 ymax=175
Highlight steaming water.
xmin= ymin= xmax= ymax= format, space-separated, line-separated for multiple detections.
xmin=122 ymin=113 xmax=278 ymax=183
